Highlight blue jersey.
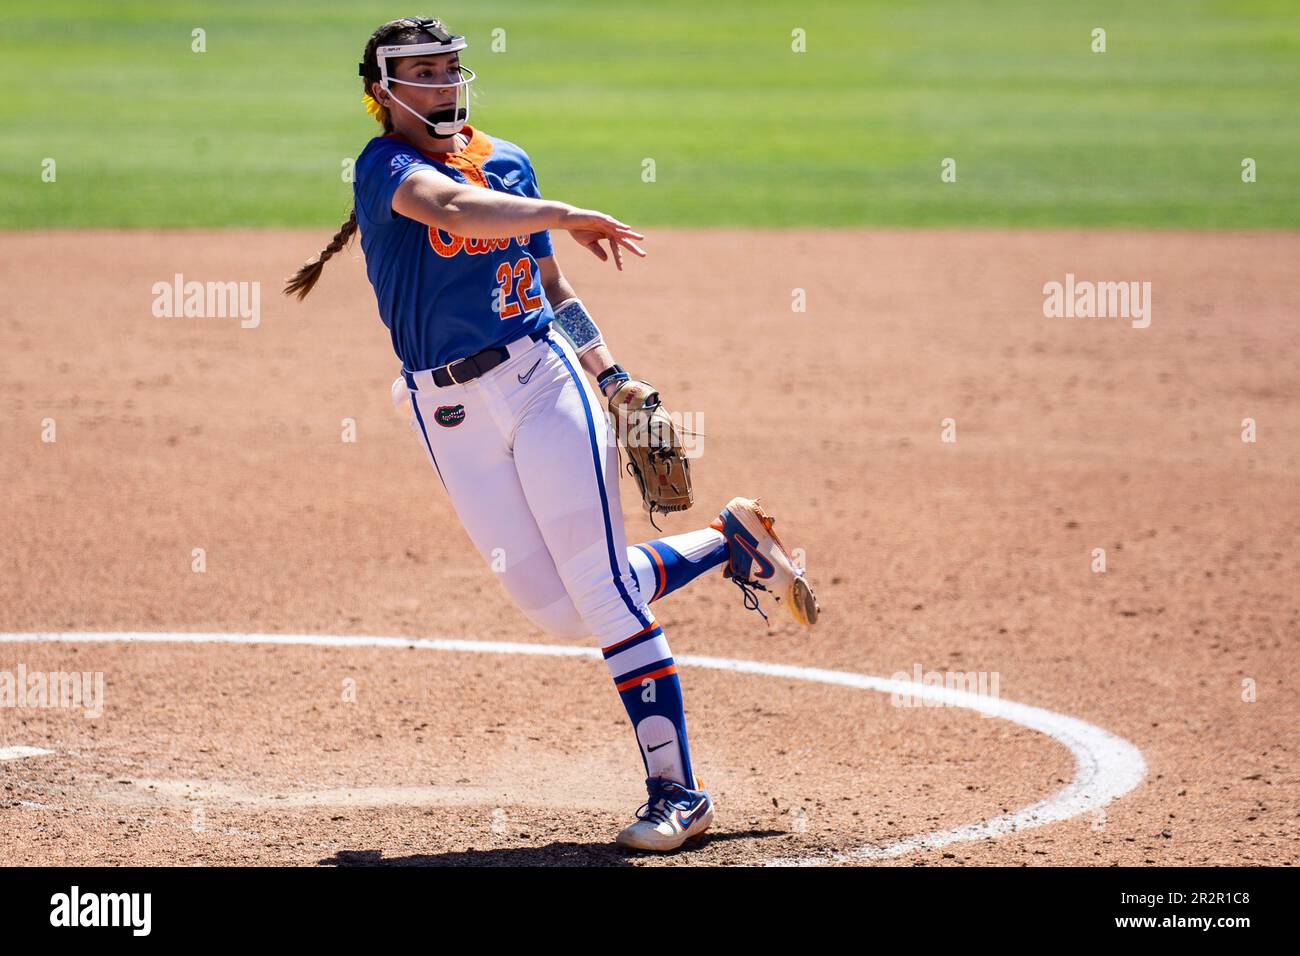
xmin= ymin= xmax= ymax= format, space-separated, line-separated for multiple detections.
xmin=353 ymin=125 xmax=555 ymax=371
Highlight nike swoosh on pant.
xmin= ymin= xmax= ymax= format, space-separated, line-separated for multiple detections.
xmin=646 ymin=740 xmax=673 ymax=753
xmin=517 ymin=358 xmax=542 ymax=384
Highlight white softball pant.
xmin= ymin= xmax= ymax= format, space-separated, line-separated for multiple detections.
xmin=405 ymin=327 xmax=657 ymax=647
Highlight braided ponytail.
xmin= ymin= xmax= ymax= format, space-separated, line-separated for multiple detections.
xmin=282 ymin=209 xmax=358 ymax=300
xmin=284 ymin=17 xmax=448 ymax=301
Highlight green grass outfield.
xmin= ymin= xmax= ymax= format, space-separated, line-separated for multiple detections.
xmin=2 ymin=0 xmax=1297 ymax=228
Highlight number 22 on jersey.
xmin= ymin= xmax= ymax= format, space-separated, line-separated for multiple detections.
xmin=493 ymin=257 xmax=544 ymax=319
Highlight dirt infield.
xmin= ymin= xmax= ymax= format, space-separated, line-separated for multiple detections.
xmin=1 ymin=228 xmax=1296 ymax=866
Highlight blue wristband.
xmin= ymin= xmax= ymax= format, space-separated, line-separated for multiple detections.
xmin=597 ymin=364 xmax=630 ymax=393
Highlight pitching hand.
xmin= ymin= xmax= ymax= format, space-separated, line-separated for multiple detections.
xmin=560 ymin=207 xmax=647 ymax=271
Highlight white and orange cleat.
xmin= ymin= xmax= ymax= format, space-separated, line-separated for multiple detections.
xmin=616 ymin=777 xmax=715 ymax=852
xmin=711 ymin=496 xmax=821 ymax=627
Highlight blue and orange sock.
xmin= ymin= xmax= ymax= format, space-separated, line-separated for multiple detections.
xmin=601 ymin=622 xmax=696 ymax=789
xmin=625 ymin=527 xmax=728 ymax=605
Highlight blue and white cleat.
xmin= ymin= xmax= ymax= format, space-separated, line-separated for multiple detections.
xmin=712 ymin=496 xmax=821 ymax=627
xmin=616 ymin=777 xmax=715 ymax=852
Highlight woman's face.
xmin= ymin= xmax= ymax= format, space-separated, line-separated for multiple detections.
xmin=375 ymin=50 xmax=464 ymax=137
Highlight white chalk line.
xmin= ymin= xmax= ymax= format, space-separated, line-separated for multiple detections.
xmin=0 ymin=745 xmax=54 ymax=762
xmin=0 ymin=631 xmax=1146 ymax=866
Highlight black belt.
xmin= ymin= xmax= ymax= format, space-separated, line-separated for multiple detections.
xmin=433 ymin=346 xmax=507 ymax=387
xmin=410 ymin=327 xmax=551 ymax=389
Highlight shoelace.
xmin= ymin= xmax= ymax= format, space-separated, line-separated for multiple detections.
xmin=638 ymin=798 xmax=673 ymax=825
xmin=636 ymin=780 xmax=691 ymax=824
xmin=728 ymin=575 xmax=770 ymax=624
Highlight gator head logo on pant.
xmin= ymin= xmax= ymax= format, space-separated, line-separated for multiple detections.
xmin=435 ymin=404 xmax=466 ymax=427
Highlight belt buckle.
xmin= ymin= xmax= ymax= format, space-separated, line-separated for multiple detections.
xmin=434 ymin=357 xmax=465 ymax=386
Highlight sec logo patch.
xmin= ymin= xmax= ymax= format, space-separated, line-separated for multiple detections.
xmin=390 ymin=153 xmax=417 ymax=173
xmin=434 ymin=404 xmax=466 ymax=427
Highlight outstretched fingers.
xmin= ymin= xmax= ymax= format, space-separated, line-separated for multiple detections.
xmin=568 ymin=211 xmax=647 ymax=269
xmin=609 ymin=221 xmax=645 ymax=240
xmin=614 ymin=235 xmax=646 ymax=258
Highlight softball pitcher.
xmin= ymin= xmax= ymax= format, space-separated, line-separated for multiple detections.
xmin=285 ymin=16 xmax=820 ymax=852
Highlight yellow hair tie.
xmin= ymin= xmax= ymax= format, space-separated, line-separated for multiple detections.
xmin=362 ymin=92 xmax=388 ymax=125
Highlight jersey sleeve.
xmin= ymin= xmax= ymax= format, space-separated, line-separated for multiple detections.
xmin=521 ymin=155 xmax=554 ymax=260
xmin=355 ymin=140 xmax=437 ymax=226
